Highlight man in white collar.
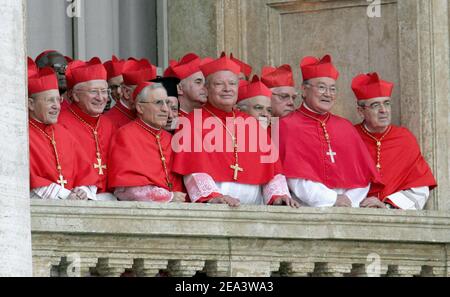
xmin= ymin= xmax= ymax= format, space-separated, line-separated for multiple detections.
xmin=58 ymin=57 xmax=116 ymax=200
xmin=108 ymin=82 xmax=185 ymax=202
xmin=279 ymin=54 xmax=381 ymax=208
xmin=352 ymin=72 xmax=436 ymax=209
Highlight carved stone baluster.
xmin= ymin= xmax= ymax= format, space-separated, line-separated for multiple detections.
xmin=132 ymin=259 xmax=169 ymax=277
xmin=385 ymin=265 xmax=422 ymax=277
xmin=311 ymin=262 xmax=353 ymax=277
xmin=33 ymin=256 xmax=60 ymax=277
xmin=167 ymin=260 xmax=206 ymax=277
xmin=205 ymin=260 xmax=230 ymax=277
xmin=278 ymin=261 xmax=315 ymax=277
xmin=96 ymin=257 xmax=134 ymax=277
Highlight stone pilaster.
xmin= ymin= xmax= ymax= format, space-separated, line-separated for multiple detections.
xmin=0 ymin=0 xmax=32 ymax=277
xmin=397 ymin=0 xmax=450 ymax=210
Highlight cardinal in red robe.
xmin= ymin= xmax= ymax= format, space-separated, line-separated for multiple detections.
xmin=108 ymin=82 xmax=184 ymax=202
xmin=168 ymin=53 xmax=209 ymax=117
xmin=28 ymin=62 xmax=97 ymax=200
xmin=172 ymin=53 xmax=298 ymax=207
xmin=58 ymin=58 xmax=116 ymax=199
xmin=279 ymin=54 xmax=382 ymax=208
xmin=352 ymin=72 xmax=437 ymax=210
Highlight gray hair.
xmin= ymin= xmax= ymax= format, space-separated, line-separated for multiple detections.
xmin=235 ymin=101 xmax=249 ymax=112
xmin=136 ymin=83 xmax=165 ymax=103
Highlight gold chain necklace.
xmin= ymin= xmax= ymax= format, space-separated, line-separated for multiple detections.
xmin=204 ymin=107 xmax=243 ymax=181
xmin=135 ymin=120 xmax=173 ymax=190
xmin=360 ymin=124 xmax=392 ymax=171
xmin=29 ymin=121 xmax=68 ymax=188
xmin=68 ymin=107 xmax=106 ymax=175
xmin=300 ymin=110 xmax=336 ymax=164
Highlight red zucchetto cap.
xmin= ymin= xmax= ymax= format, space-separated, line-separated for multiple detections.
xmin=261 ymin=64 xmax=295 ymax=88
xmin=163 ymin=60 xmax=178 ymax=78
xmin=300 ymin=54 xmax=339 ymax=81
xmin=28 ymin=67 xmax=59 ymax=95
xmin=132 ymin=81 xmax=155 ymax=102
xmin=122 ymin=58 xmax=157 ymax=86
xmin=201 ymin=57 xmax=214 ymax=66
xmin=237 ymin=75 xmax=272 ymax=102
xmin=351 ymin=72 xmax=394 ymax=100
xmin=230 ymin=53 xmax=252 ymax=78
xmin=65 ymin=57 xmax=107 ymax=89
xmin=28 ymin=57 xmax=38 ymax=77
xmin=103 ymin=55 xmax=126 ymax=81
xmin=172 ymin=53 xmax=202 ymax=80
xmin=200 ymin=52 xmax=241 ymax=78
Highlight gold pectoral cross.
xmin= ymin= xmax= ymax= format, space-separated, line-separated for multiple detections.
xmin=230 ymin=163 xmax=243 ymax=181
xmin=57 ymin=174 xmax=68 ymax=189
xmin=94 ymin=158 xmax=107 ymax=175
xmin=326 ymin=147 xmax=336 ymax=163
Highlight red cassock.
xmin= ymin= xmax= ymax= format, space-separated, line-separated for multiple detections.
xmin=172 ymin=103 xmax=283 ymax=184
xmin=60 ymin=99 xmax=71 ymax=111
xmin=279 ymin=105 xmax=382 ymax=189
xmin=108 ymin=119 xmax=183 ymax=191
xmin=104 ymin=101 xmax=136 ymax=130
xmin=178 ymin=109 xmax=189 ymax=118
xmin=29 ymin=118 xmax=98 ymax=190
xmin=58 ymin=103 xmax=115 ymax=193
xmin=355 ymin=124 xmax=437 ymax=199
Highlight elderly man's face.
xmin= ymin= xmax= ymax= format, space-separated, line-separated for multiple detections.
xmin=270 ymin=86 xmax=297 ymax=118
xmin=302 ymin=77 xmax=337 ymax=114
xmin=357 ymin=97 xmax=392 ymax=132
xmin=28 ymin=90 xmax=61 ymax=124
xmin=73 ymin=80 xmax=109 ymax=116
xmin=206 ymin=71 xmax=239 ymax=112
xmin=47 ymin=53 xmax=68 ymax=92
xmin=108 ymin=75 xmax=124 ymax=102
xmin=180 ymin=71 xmax=207 ymax=105
xmin=238 ymin=96 xmax=272 ymax=128
xmin=136 ymin=87 xmax=169 ymax=128
xmin=164 ymin=96 xmax=179 ymax=131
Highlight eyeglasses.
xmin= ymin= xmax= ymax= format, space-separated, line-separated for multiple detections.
xmin=360 ymin=101 xmax=392 ymax=111
xmin=305 ymin=83 xmax=337 ymax=95
xmin=139 ymin=99 xmax=171 ymax=108
xmin=272 ymin=93 xmax=298 ymax=102
xmin=76 ymin=89 xmax=111 ymax=97
xmin=40 ymin=96 xmax=63 ymax=105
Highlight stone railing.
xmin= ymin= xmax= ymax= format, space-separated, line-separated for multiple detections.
xmin=31 ymin=200 xmax=450 ymax=277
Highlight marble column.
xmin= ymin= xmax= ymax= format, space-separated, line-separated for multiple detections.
xmin=0 ymin=0 xmax=32 ymax=276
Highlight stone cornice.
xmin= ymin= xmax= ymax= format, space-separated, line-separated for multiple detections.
xmin=31 ymin=200 xmax=450 ymax=244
